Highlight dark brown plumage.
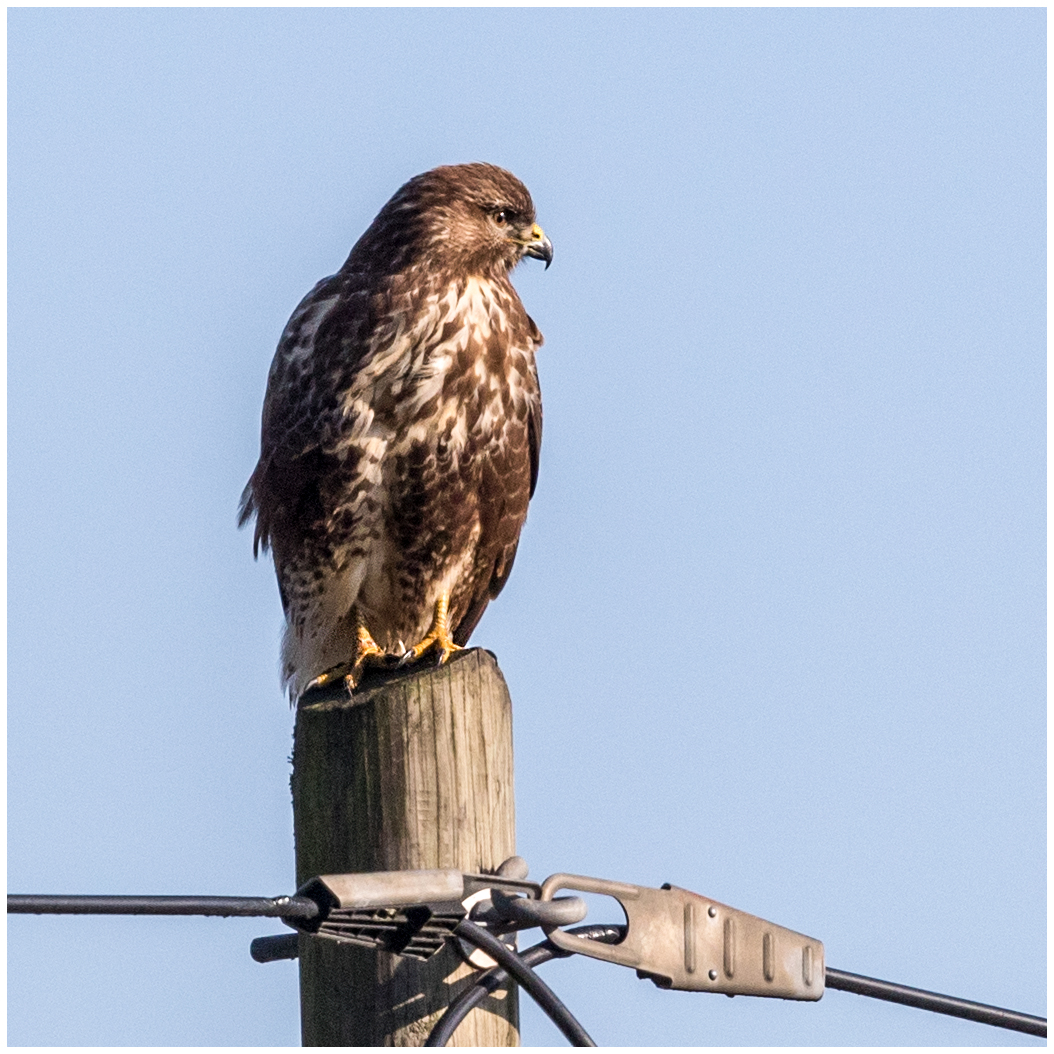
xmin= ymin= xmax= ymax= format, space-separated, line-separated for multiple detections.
xmin=240 ymin=163 xmax=552 ymax=698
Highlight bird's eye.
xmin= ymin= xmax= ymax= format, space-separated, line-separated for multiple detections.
xmin=493 ymin=209 xmax=509 ymax=226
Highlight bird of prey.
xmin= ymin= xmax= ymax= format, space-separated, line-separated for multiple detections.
xmin=240 ymin=163 xmax=552 ymax=699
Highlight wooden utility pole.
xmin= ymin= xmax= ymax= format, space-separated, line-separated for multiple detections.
xmin=291 ymin=648 xmax=519 ymax=1046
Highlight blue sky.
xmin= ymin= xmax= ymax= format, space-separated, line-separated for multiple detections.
xmin=8 ymin=7 xmax=1045 ymax=1046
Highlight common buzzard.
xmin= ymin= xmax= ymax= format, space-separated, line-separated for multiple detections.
xmin=240 ymin=163 xmax=552 ymax=698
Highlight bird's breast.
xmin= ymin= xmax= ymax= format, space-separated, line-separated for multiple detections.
xmin=347 ymin=277 xmax=528 ymax=444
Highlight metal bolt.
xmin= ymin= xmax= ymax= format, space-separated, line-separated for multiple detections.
xmin=709 ymin=969 xmax=718 ymax=981
xmin=708 ymin=906 xmax=717 ymax=918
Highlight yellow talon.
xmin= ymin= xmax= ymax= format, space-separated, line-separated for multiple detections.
xmin=400 ymin=593 xmax=463 ymax=666
xmin=303 ymin=614 xmax=387 ymax=695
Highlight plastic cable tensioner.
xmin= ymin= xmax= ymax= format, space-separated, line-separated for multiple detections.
xmin=540 ymin=872 xmax=824 ymax=1000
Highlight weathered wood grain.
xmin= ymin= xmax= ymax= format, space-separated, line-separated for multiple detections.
xmin=292 ymin=648 xmax=518 ymax=1046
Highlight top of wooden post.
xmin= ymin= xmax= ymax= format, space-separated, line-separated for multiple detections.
xmin=296 ymin=647 xmax=504 ymax=711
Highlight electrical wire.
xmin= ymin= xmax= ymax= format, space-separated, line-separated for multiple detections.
xmin=451 ymin=919 xmax=598 ymax=1046
xmin=7 ymin=894 xmax=319 ymax=920
xmin=826 ymin=967 xmax=1046 ymax=1038
xmin=250 ymin=933 xmax=301 ymax=962
xmin=426 ymin=924 xmax=625 ymax=1047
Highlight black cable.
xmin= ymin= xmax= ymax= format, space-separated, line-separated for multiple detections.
xmin=826 ymin=968 xmax=1045 ymax=1038
xmin=250 ymin=933 xmax=301 ymax=962
xmin=427 ymin=924 xmax=623 ymax=1047
xmin=451 ymin=919 xmax=598 ymax=1046
xmin=7 ymin=894 xmax=319 ymax=920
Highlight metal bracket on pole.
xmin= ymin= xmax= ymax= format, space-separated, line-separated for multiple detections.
xmin=539 ymin=873 xmax=825 ymax=1000
xmin=287 ymin=869 xmax=542 ymax=961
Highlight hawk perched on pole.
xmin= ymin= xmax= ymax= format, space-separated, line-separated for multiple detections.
xmin=240 ymin=163 xmax=552 ymax=699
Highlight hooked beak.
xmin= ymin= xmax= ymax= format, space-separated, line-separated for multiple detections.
xmin=522 ymin=222 xmax=554 ymax=269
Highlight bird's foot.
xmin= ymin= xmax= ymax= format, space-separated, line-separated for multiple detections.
xmin=398 ymin=632 xmax=462 ymax=668
xmin=398 ymin=593 xmax=463 ymax=667
xmin=303 ymin=662 xmax=357 ymax=695
xmin=304 ymin=622 xmax=388 ymax=695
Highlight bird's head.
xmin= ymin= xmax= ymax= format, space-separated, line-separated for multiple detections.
xmin=349 ymin=163 xmax=552 ymax=282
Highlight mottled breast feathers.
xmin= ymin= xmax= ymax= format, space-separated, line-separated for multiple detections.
xmin=240 ymin=163 xmax=550 ymax=699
